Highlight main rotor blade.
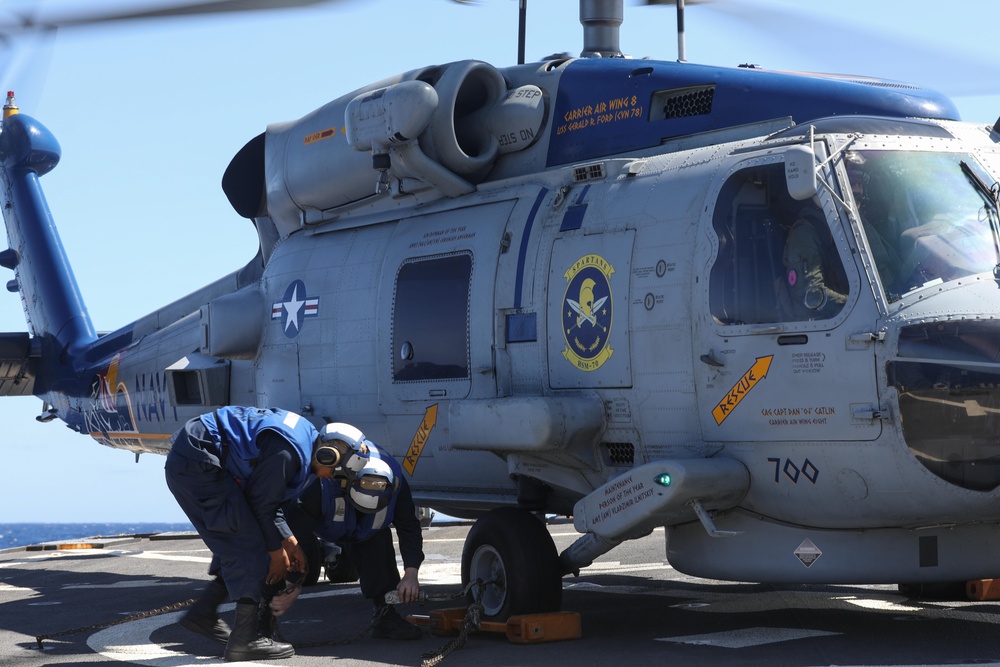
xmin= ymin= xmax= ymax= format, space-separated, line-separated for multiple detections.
xmin=1 ymin=0 xmax=347 ymax=33
xmin=694 ymin=1 xmax=1000 ymax=98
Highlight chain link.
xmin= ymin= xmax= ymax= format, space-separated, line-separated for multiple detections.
xmin=293 ymin=582 xmax=476 ymax=650
xmin=420 ymin=600 xmax=483 ymax=667
xmin=419 ymin=578 xmax=494 ymax=667
xmin=35 ymin=598 xmax=196 ymax=650
xmin=34 ymin=578 xmax=493 ymax=663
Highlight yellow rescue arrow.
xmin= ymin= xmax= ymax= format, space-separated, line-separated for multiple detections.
xmin=403 ymin=404 xmax=438 ymax=476
xmin=712 ymin=355 xmax=773 ymax=425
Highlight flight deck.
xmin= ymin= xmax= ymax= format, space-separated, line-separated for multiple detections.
xmin=3 ymin=520 xmax=1000 ymax=667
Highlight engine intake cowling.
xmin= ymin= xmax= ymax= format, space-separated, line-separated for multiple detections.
xmin=229 ymin=60 xmax=547 ymax=236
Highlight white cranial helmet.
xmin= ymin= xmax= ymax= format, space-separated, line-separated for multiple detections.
xmin=348 ymin=457 xmax=396 ymax=513
xmin=317 ymin=422 xmax=370 ymax=477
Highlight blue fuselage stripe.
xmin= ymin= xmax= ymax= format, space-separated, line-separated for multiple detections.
xmin=514 ymin=189 xmax=548 ymax=309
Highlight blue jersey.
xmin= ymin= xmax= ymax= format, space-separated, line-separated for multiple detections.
xmin=201 ymin=406 xmax=318 ymax=501
xmin=315 ymin=444 xmax=405 ymax=543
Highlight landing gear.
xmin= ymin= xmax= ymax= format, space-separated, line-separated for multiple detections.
xmin=460 ymin=507 xmax=562 ymax=620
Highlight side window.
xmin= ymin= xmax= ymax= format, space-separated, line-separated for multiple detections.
xmin=392 ymin=253 xmax=472 ymax=382
xmin=709 ymin=163 xmax=849 ymax=325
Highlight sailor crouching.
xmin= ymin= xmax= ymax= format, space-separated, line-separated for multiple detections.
xmin=279 ymin=429 xmax=425 ymax=640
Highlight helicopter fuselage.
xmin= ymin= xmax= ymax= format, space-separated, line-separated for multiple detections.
xmin=5 ymin=54 xmax=1000 ymax=589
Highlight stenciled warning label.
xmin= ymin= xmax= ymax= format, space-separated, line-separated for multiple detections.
xmin=794 ymin=538 xmax=822 ymax=568
xmin=589 ymin=474 xmax=656 ymax=528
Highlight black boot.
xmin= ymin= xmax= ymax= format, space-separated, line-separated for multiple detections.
xmin=224 ymin=601 xmax=295 ymax=662
xmin=258 ymin=595 xmax=285 ymax=643
xmin=179 ymin=578 xmax=231 ymax=644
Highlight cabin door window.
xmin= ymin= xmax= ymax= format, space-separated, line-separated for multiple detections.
xmin=709 ymin=162 xmax=850 ymax=327
xmin=392 ymin=253 xmax=472 ymax=383
xmin=695 ymin=157 xmax=880 ymax=444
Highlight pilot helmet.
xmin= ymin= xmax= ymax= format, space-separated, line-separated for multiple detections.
xmin=348 ymin=457 xmax=397 ymax=513
xmin=316 ymin=422 xmax=370 ymax=479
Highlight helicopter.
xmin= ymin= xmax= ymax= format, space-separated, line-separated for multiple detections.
xmin=3 ymin=0 xmax=1000 ymax=621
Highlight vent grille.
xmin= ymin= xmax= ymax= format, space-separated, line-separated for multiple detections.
xmin=573 ymin=163 xmax=605 ymax=182
xmin=602 ymin=442 xmax=635 ymax=466
xmin=651 ymin=85 xmax=715 ymax=121
xmin=845 ymin=79 xmax=921 ymax=91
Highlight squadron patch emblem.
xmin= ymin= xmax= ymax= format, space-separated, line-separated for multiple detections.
xmin=561 ymin=254 xmax=614 ymax=371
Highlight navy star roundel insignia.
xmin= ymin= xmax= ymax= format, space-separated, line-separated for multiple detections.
xmin=271 ymin=279 xmax=319 ymax=339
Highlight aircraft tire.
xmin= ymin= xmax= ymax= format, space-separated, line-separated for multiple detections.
xmin=460 ymin=507 xmax=562 ymax=620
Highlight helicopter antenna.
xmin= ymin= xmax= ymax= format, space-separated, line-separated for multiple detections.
xmin=518 ymin=0 xmax=526 ymax=65
xmin=676 ymin=0 xmax=687 ymax=62
xmin=643 ymin=0 xmax=704 ymax=62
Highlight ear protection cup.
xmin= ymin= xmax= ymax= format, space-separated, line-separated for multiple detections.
xmin=318 ymin=424 xmax=371 ymax=479
xmin=314 ymin=445 xmax=342 ymax=468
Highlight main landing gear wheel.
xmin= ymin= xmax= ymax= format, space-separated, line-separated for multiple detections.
xmin=460 ymin=507 xmax=562 ymax=620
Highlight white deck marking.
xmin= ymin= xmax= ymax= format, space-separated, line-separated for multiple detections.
xmin=413 ymin=562 xmax=461 ymax=586
xmin=833 ymin=595 xmax=925 ymax=612
xmin=658 ymin=627 xmax=839 ymax=648
xmin=0 ymin=582 xmax=38 ymax=597
xmin=63 ymin=579 xmax=180 ymax=590
xmin=576 ymin=561 xmax=671 ymax=574
xmin=87 ymin=589 xmax=355 ymax=665
xmin=131 ymin=551 xmax=213 ymax=564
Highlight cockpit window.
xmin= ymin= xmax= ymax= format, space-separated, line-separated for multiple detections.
xmin=845 ymin=150 xmax=1000 ymax=303
xmin=710 ymin=162 xmax=849 ymax=325
xmin=890 ymin=321 xmax=1000 ymax=492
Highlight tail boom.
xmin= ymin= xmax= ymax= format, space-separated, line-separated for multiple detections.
xmin=0 ymin=113 xmax=96 ymax=360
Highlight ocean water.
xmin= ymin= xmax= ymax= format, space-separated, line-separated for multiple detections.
xmin=0 ymin=513 xmax=465 ymax=551
xmin=0 ymin=523 xmax=195 ymax=550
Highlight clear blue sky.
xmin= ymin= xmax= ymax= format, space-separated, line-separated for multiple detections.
xmin=1 ymin=0 xmax=998 ymax=522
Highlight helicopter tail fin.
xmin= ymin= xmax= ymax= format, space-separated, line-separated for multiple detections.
xmin=0 ymin=112 xmax=97 ymax=360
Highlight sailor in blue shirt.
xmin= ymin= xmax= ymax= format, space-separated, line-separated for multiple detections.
xmin=165 ymin=408 xmax=368 ymax=662
xmin=280 ymin=433 xmax=425 ymax=641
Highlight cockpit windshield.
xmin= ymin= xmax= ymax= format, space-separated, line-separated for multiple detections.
xmin=844 ymin=150 xmax=1000 ymax=303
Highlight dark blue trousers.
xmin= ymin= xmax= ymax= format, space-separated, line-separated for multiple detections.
xmin=165 ymin=423 xmax=269 ymax=602
xmin=345 ymin=528 xmax=401 ymax=604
